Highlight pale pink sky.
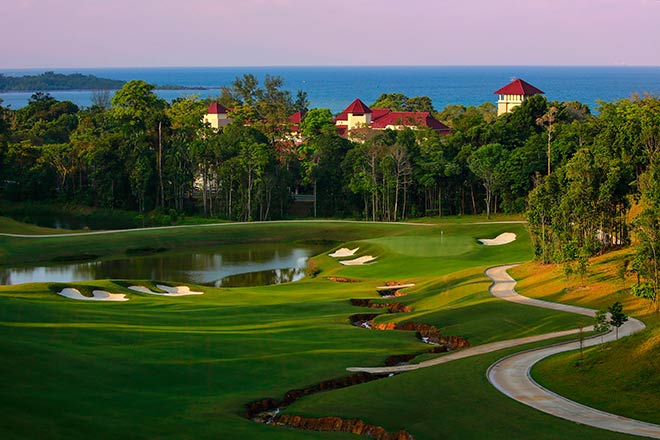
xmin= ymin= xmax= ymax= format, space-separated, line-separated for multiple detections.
xmin=2 ymin=0 xmax=659 ymax=68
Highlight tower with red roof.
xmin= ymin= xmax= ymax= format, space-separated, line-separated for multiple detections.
xmin=203 ymin=102 xmax=232 ymax=129
xmin=494 ymin=79 xmax=544 ymax=116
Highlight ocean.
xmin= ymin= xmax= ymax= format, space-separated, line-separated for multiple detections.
xmin=1 ymin=66 xmax=659 ymax=113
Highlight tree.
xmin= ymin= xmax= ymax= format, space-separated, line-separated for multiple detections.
xmin=468 ymin=143 xmax=507 ymax=219
xmin=371 ymin=93 xmax=408 ymax=111
xmin=575 ymin=252 xmax=590 ymax=287
xmin=608 ymin=301 xmax=628 ymax=340
xmin=406 ymin=96 xmax=434 ymax=113
xmin=38 ymin=143 xmax=75 ymax=194
xmin=593 ymin=309 xmax=610 ymax=344
xmin=630 ymin=155 xmax=660 ymax=313
xmin=166 ymin=95 xmax=207 ymax=211
xmin=371 ymin=93 xmax=434 ymax=112
xmin=536 ymin=106 xmax=559 ymax=175
xmin=388 ymin=143 xmax=412 ymax=220
xmin=111 ymin=80 xmax=165 ymax=127
xmin=238 ymin=139 xmax=270 ymax=221
xmin=300 ymin=108 xmax=334 ymax=137
xmin=91 ymin=90 xmax=112 ymax=110
xmin=293 ymin=90 xmax=310 ymax=114
xmin=298 ymin=141 xmax=321 ymax=217
xmin=111 ymin=80 xmax=167 ymax=210
xmin=630 ymin=207 xmax=660 ymax=312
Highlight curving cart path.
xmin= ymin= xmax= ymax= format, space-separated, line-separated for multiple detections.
xmin=349 ymin=264 xmax=660 ymax=438
xmin=486 ymin=264 xmax=659 ymax=438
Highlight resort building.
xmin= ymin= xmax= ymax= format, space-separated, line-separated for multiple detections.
xmin=494 ymin=79 xmax=544 ymax=116
xmin=288 ymin=111 xmax=306 ymax=145
xmin=203 ymin=102 xmax=232 ymax=129
xmin=334 ymin=99 xmax=450 ymax=138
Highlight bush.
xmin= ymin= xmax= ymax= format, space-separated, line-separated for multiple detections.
xmin=306 ymin=259 xmax=321 ymax=278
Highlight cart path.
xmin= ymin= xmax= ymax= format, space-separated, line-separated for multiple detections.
xmin=486 ymin=264 xmax=657 ymax=438
xmin=350 ymin=264 xmax=658 ymax=438
xmin=0 ymin=219 xmax=527 ymax=238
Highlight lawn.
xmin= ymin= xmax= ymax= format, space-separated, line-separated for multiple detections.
xmin=0 ymin=218 xmax=639 ymax=439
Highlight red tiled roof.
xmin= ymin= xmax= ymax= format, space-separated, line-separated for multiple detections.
xmin=494 ymin=79 xmax=544 ymax=96
xmin=289 ymin=111 xmax=305 ymax=124
xmin=333 ymin=99 xmax=450 ymax=136
xmin=208 ymin=102 xmax=229 ymax=114
xmin=371 ymin=111 xmax=450 ymax=132
xmin=344 ymin=98 xmax=372 ymax=114
xmin=371 ymin=108 xmax=391 ymax=120
xmin=334 ymin=110 xmax=348 ymax=123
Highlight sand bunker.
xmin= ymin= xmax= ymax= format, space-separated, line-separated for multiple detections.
xmin=339 ymin=256 xmax=377 ymax=266
xmin=58 ymin=288 xmax=129 ymax=302
xmin=329 ymin=247 xmax=359 ymax=258
xmin=478 ymin=232 xmax=517 ymax=246
xmin=376 ymin=283 xmax=416 ymax=291
xmin=128 ymin=285 xmax=204 ymax=296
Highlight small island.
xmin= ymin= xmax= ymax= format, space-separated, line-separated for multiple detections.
xmin=0 ymin=71 xmax=125 ymax=91
xmin=0 ymin=71 xmax=209 ymax=92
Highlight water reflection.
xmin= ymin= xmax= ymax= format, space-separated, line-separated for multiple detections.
xmin=0 ymin=243 xmax=324 ymax=287
xmin=217 ymin=267 xmax=306 ymax=287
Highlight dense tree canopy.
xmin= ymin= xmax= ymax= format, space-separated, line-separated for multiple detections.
xmin=1 ymin=77 xmax=659 ymax=250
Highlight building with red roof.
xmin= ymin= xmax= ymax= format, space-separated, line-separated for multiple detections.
xmin=203 ymin=102 xmax=232 ymax=129
xmin=289 ymin=111 xmax=306 ymax=133
xmin=334 ymin=98 xmax=450 ymax=138
xmin=494 ymin=79 xmax=544 ymax=116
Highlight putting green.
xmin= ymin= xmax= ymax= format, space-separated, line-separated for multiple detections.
xmin=364 ymin=233 xmax=476 ymax=257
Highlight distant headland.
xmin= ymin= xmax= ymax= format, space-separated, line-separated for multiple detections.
xmin=0 ymin=71 xmax=207 ymax=92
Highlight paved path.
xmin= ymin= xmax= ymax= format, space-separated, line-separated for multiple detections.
xmin=0 ymin=219 xmax=528 ymax=239
xmin=486 ymin=265 xmax=658 ymax=438
xmin=349 ymin=264 xmax=660 ymax=438
xmin=0 ymin=219 xmax=441 ymax=238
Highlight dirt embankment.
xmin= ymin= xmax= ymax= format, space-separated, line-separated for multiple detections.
xmin=350 ymin=283 xmax=470 ymax=365
xmin=274 ymin=414 xmax=414 ymax=440
xmin=246 ymin=372 xmax=385 ymax=419
xmin=350 ymin=298 xmax=411 ymax=313
xmin=245 ymin=373 xmax=415 ymax=439
xmin=349 ymin=313 xmax=470 ymax=349
xmin=327 ymin=276 xmax=362 ymax=283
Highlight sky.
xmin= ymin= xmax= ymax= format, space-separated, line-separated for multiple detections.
xmin=1 ymin=0 xmax=659 ymax=68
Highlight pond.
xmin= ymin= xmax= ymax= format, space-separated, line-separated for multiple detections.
xmin=0 ymin=243 xmax=327 ymax=287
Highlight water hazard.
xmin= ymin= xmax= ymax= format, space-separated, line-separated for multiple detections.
xmin=0 ymin=243 xmax=326 ymax=287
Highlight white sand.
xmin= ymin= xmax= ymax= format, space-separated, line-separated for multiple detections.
xmin=375 ymin=283 xmax=416 ymax=291
xmin=58 ymin=288 xmax=129 ymax=302
xmin=329 ymin=247 xmax=359 ymax=258
xmin=339 ymin=255 xmax=377 ymax=266
xmin=128 ymin=285 xmax=203 ymax=296
xmin=478 ymin=232 xmax=517 ymax=246
xmin=156 ymin=284 xmax=204 ymax=295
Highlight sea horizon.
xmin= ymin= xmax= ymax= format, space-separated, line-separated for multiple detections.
xmin=2 ymin=65 xmax=660 ymax=113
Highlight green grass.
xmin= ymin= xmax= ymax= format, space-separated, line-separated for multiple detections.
xmin=284 ymin=336 xmax=635 ymax=440
xmin=0 ymin=216 xmax=74 ymax=235
xmin=0 ymin=218 xmax=634 ymax=439
xmin=532 ymin=328 xmax=660 ymax=426
xmin=512 ymin=250 xmax=660 ymax=426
